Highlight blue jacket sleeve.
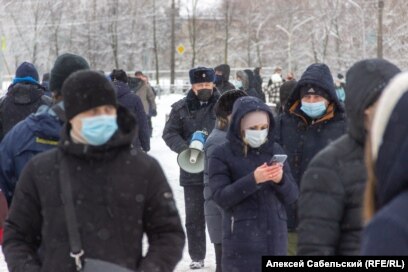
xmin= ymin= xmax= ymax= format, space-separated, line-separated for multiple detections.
xmin=134 ymin=95 xmax=150 ymax=152
xmin=0 ymin=130 xmax=18 ymax=205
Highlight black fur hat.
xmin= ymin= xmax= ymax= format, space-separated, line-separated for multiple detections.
xmin=214 ymin=89 xmax=247 ymax=119
xmin=189 ymin=67 xmax=215 ymax=84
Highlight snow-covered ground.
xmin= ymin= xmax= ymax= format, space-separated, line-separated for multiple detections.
xmin=0 ymin=94 xmax=215 ymax=272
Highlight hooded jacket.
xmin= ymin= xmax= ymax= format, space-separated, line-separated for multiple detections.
xmin=3 ymin=105 xmax=185 ymax=271
xmin=214 ymin=64 xmax=235 ymax=94
xmin=0 ymin=83 xmax=52 ymax=140
xmin=361 ymin=72 xmax=408 ymax=255
xmin=275 ymin=63 xmax=347 ymax=230
xmin=208 ymin=96 xmax=298 ymax=271
xmin=162 ymin=89 xmax=220 ymax=186
xmin=0 ymin=104 xmax=65 ymax=205
xmin=113 ymin=81 xmax=150 ymax=152
xmin=297 ymin=59 xmax=401 ymax=255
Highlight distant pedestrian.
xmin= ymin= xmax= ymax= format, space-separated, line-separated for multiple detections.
xmin=110 ymin=69 xmax=150 ymax=152
xmin=214 ymin=64 xmax=235 ymax=94
xmin=0 ymin=62 xmax=52 ymax=140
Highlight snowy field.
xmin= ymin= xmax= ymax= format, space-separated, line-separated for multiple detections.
xmin=0 ymin=93 xmax=215 ymax=272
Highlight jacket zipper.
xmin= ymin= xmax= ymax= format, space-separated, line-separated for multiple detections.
xmin=231 ymin=216 xmax=234 ymax=234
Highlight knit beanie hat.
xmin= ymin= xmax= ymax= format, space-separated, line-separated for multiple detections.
xmin=15 ymin=62 xmax=39 ymax=82
xmin=215 ymin=90 xmax=247 ymax=119
xmin=299 ymin=83 xmax=330 ymax=101
xmin=62 ymin=70 xmax=117 ymax=120
xmin=50 ymin=53 xmax=90 ymax=95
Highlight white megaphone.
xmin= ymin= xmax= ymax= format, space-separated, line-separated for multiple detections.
xmin=177 ymin=130 xmax=208 ymax=174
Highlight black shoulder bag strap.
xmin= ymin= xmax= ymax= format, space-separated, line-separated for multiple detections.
xmin=58 ymin=154 xmax=85 ymax=271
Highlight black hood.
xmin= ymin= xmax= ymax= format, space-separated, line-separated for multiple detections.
xmin=345 ymin=59 xmax=401 ymax=145
xmin=227 ymin=96 xmax=275 ymax=154
xmin=287 ymin=63 xmax=343 ymax=113
xmin=215 ymin=64 xmax=231 ymax=82
xmin=59 ymin=105 xmax=137 ymax=161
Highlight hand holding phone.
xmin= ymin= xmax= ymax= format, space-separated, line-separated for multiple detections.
xmin=268 ymin=154 xmax=287 ymax=166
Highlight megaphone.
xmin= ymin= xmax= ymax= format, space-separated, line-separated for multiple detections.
xmin=177 ymin=130 xmax=208 ymax=174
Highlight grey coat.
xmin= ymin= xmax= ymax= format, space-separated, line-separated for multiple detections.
xmin=203 ymin=128 xmax=227 ymax=244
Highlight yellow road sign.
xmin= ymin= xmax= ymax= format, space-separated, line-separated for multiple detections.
xmin=177 ymin=44 xmax=185 ymax=55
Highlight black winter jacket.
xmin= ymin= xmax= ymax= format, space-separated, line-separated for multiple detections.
xmin=114 ymin=81 xmax=150 ymax=151
xmin=275 ymin=63 xmax=346 ymax=230
xmin=3 ymin=106 xmax=185 ymax=272
xmin=162 ymin=89 xmax=219 ymax=186
xmin=0 ymin=83 xmax=52 ymax=140
xmin=297 ymin=59 xmax=401 ymax=255
xmin=297 ymin=135 xmax=365 ymax=255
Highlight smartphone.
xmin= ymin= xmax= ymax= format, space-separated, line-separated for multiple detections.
xmin=268 ymin=154 xmax=287 ymax=166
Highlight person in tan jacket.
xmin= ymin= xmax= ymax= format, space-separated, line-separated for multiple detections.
xmin=135 ymin=71 xmax=157 ymax=136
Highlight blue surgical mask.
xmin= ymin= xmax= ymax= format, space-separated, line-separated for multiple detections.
xmin=336 ymin=87 xmax=346 ymax=102
xmin=235 ymin=80 xmax=243 ymax=89
xmin=301 ymin=101 xmax=327 ymax=119
xmin=81 ymin=115 xmax=118 ymax=146
xmin=244 ymin=129 xmax=268 ymax=148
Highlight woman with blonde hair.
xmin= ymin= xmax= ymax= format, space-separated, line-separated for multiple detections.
xmin=208 ymin=96 xmax=298 ymax=271
xmin=362 ymin=71 xmax=408 ymax=255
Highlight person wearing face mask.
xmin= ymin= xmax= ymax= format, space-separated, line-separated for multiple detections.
xmin=3 ymin=70 xmax=185 ymax=272
xmin=297 ymin=59 xmax=401 ymax=255
xmin=214 ymin=64 xmax=235 ymax=95
xmin=163 ymin=66 xmax=220 ymax=270
xmin=208 ymin=96 xmax=298 ymax=272
xmin=274 ymin=63 xmax=346 ymax=255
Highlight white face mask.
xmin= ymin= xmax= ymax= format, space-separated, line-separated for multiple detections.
xmin=244 ymin=128 xmax=268 ymax=148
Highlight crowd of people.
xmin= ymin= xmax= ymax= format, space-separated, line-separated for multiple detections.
xmin=0 ymin=53 xmax=405 ymax=272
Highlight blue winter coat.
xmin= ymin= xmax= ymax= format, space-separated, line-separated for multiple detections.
xmin=114 ymin=81 xmax=150 ymax=152
xmin=203 ymin=127 xmax=227 ymax=244
xmin=208 ymin=96 xmax=299 ymax=272
xmin=0 ymin=104 xmax=64 ymax=204
xmin=274 ymin=63 xmax=346 ymax=230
